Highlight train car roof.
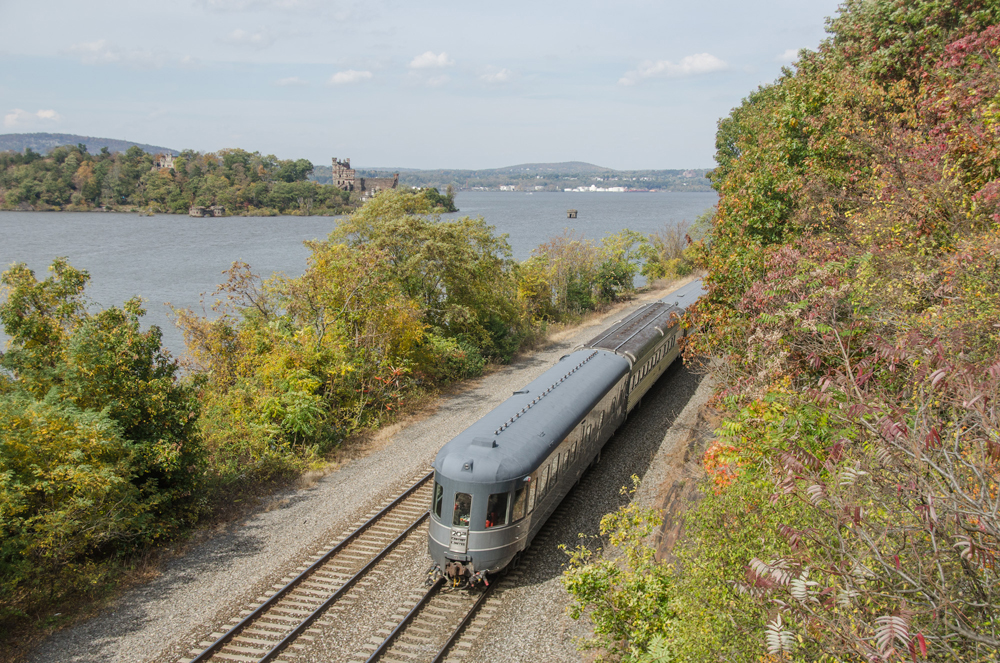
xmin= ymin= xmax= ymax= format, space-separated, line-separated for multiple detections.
xmin=433 ymin=349 xmax=629 ymax=484
xmin=582 ymin=302 xmax=680 ymax=361
xmin=660 ymin=278 xmax=705 ymax=312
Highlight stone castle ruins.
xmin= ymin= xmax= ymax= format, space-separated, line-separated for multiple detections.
xmin=332 ymin=158 xmax=399 ymax=197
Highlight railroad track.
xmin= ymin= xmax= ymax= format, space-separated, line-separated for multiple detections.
xmin=179 ymin=470 xmax=435 ymax=663
xmin=351 ymin=448 xmax=615 ymax=663
xmin=356 ymin=577 xmax=497 ymax=663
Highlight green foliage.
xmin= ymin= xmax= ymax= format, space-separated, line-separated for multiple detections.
xmin=412 ymin=331 xmax=485 ymax=382
xmin=562 ymin=478 xmax=676 ymax=662
xmin=639 ymin=209 xmax=713 ymax=281
xmin=0 ymin=259 xmax=204 ymax=628
xmin=416 ymin=186 xmax=458 ymax=212
xmin=331 ymin=189 xmax=530 ymax=362
xmin=175 ymin=189 xmax=534 ymax=483
xmin=565 ymin=2 xmax=1000 ymax=661
xmin=0 ymin=145 xmax=351 ymax=215
xmin=524 ymin=228 xmax=658 ymax=321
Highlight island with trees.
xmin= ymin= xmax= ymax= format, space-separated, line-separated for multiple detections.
xmin=0 ymin=145 xmax=455 ymax=215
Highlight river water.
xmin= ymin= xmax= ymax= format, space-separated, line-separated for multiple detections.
xmin=0 ymin=191 xmax=716 ymax=356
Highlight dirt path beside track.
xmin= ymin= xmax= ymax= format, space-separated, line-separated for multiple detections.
xmin=22 ymin=278 xmax=713 ymax=663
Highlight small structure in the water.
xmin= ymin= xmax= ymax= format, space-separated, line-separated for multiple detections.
xmin=567 ymin=209 xmax=578 ymax=219
xmin=189 ymin=205 xmax=225 ymax=217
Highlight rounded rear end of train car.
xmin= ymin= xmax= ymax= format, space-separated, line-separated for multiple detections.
xmin=427 ymin=471 xmax=531 ymax=586
xmin=427 ymin=349 xmax=630 ymax=587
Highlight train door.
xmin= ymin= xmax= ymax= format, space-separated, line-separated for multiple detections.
xmin=449 ymin=492 xmax=471 ymax=553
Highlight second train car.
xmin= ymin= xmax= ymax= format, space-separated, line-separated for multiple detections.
xmin=427 ymin=279 xmax=705 ymax=585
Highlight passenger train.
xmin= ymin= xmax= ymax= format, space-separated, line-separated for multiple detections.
xmin=427 ymin=279 xmax=706 ymax=585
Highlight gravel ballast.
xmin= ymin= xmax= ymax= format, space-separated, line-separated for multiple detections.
xmin=23 ymin=279 xmax=714 ymax=663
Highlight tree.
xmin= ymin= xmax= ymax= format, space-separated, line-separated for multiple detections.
xmin=0 ymin=259 xmax=204 ymax=623
xmin=331 ymin=189 xmax=528 ymax=361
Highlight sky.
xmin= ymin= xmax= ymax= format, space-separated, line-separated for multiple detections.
xmin=0 ymin=0 xmax=843 ymax=170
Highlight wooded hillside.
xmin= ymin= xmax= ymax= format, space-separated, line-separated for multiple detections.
xmin=0 ymin=145 xmax=349 ymax=215
xmin=564 ymin=1 xmax=1000 ymax=660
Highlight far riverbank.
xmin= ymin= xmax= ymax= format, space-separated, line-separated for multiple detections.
xmin=0 ymin=190 xmax=716 ymax=356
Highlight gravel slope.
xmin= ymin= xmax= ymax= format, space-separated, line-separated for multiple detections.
xmin=23 ymin=279 xmax=712 ymax=663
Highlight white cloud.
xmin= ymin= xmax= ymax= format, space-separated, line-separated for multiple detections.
xmin=65 ymin=39 xmax=163 ymax=69
xmin=328 ymin=69 xmax=372 ymax=85
xmin=276 ymin=76 xmax=309 ymax=86
xmin=66 ymin=39 xmax=120 ymax=65
xmin=225 ymin=28 xmax=275 ymax=49
xmin=481 ymin=68 xmax=514 ymax=84
xmin=776 ymin=48 xmax=800 ymax=63
xmin=426 ymin=74 xmax=450 ymax=87
xmin=4 ymin=108 xmax=61 ymax=128
xmin=409 ymin=51 xmax=454 ymax=69
xmin=619 ymin=53 xmax=728 ymax=85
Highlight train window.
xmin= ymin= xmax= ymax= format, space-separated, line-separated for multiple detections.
xmin=538 ymin=465 xmax=550 ymax=497
xmin=433 ymin=482 xmax=443 ymax=518
xmin=569 ymin=441 xmax=577 ymax=462
xmin=527 ymin=478 xmax=537 ymax=513
xmin=486 ymin=492 xmax=509 ymax=528
xmin=453 ymin=492 xmax=472 ymax=527
xmin=512 ymin=486 xmax=527 ymax=521
xmin=552 ymin=454 xmax=560 ymax=485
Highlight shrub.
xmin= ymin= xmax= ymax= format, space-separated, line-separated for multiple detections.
xmin=0 ymin=259 xmax=204 ymax=625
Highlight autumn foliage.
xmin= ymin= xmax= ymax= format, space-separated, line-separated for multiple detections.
xmin=688 ymin=3 xmax=1000 ymax=661
xmin=563 ymin=1 xmax=1000 ymax=661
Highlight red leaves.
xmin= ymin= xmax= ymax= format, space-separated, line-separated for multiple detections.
xmin=876 ymin=613 xmax=911 ymax=660
xmin=779 ymin=523 xmax=803 ymax=550
xmin=825 ymin=439 xmax=846 ymax=468
xmin=987 ymin=440 xmax=1000 ymax=464
xmin=929 ymin=368 xmax=948 ymax=388
xmin=924 ymin=427 xmax=942 ymax=450
xmin=879 ymin=416 xmax=909 ymax=442
xmin=780 ymin=451 xmax=807 ymax=474
xmin=843 ymin=505 xmax=862 ymax=525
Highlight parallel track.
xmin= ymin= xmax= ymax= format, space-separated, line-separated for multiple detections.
xmin=352 ymin=426 xmax=620 ymax=663
xmin=179 ymin=471 xmax=435 ymax=663
xmin=358 ymin=577 xmax=497 ymax=663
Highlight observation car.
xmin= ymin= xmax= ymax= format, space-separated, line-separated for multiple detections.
xmin=427 ymin=279 xmax=706 ymax=585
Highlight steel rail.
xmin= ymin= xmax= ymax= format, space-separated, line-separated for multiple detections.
xmin=364 ymin=577 xmax=445 ymax=663
xmin=189 ymin=470 xmax=434 ymax=663
xmin=260 ymin=511 xmax=430 ymax=662
xmin=430 ymin=580 xmax=497 ymax=663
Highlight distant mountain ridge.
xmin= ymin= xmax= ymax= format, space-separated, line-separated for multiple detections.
xmin=356 ymin=161 xmax=615 ymax=175
xmin=0 ymin=135 xmax=711 ymax=192
xmin=0 ymin=133 xmax=179 ymax=156
xmin=311 ymin=161 xmax=713 ymax=192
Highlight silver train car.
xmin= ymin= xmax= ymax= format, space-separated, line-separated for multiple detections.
xmin=427 ymin=279 xmax=706 ymax=585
